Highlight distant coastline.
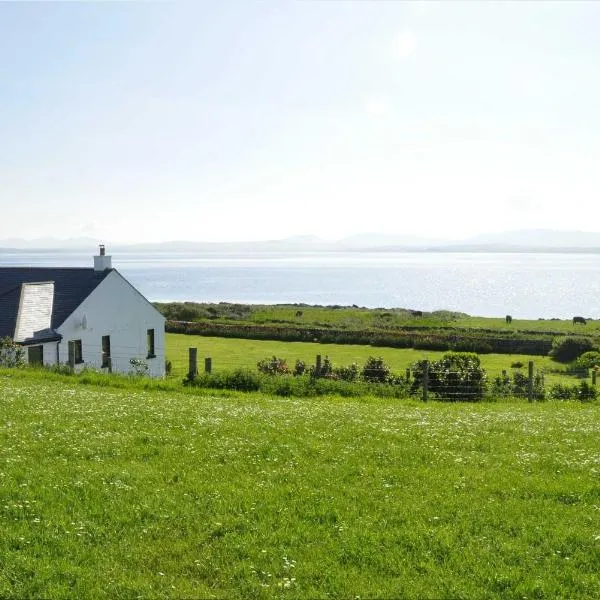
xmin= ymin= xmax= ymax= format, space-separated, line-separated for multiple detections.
xmin=3 ymin=244 xmax=600 ymax=254
xmin=3 ymin=229 xmax=600 ymax=253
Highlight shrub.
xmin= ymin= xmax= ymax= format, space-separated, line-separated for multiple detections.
xmin=576 ymin=381 xmax=597 ymax=401
xmin=511 ymin=371 xmax=546 ymax=400
xmin=129 ymin=358 xmax=149 ymax=376
xmin=491 ymin=373 xmax=512 ymax=398
xmin=549 ymin=383 xmax=574 ymax=400
xmin=293 ymin=360 xmax=306 ymax=376
xmin=334 ymin=363 xmax=360 ymax=382
xmin=549 ymin=381 xmax=597 ymax=402
xmin=573 ymin=351 xmax=600 ymax=370
xmin=257 ymin=356 xmax=290 ymax=376
xmin=549 ymin=336 xmax=595 ymax=363
xmin=0 ymin=337 xmax=25 ymax=368
xmin=412 ymin=352 xmax=488 ymax=402
xmin=511 ymin=361 xmax=524 ymax=369
xmin=361 ymin=356 xmax=391 ymax=383
xmin=186 ymin=369 xmax=261 ymax=392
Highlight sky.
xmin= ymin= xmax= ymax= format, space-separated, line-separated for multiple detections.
xmin=1 ymin=0 xmax=600 ymax=244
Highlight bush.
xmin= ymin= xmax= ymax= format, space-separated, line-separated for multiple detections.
xmin=549 ymin=383 xmax=574 ymax=400
xmin=411 ymin=352 xmax=488 ymax=402
xmin=186 ymin=369 xmax=261 ymax=392
xmin=129 ymin=358 xmax=149 ymax=376
xmin=257 ymin=356 xmax=290 ymax=376
xmin=0 ymin=337 xmax=25 ymax=368
xmin=573 ymin=351 xmax=600 ymax=370
xmin=293 ymin=360 xmax=306 ymax=376
xmin=361 ymin=356 xmax=391 ymax=383
xmin=549 ymin=336 xmax=595 ymax=363
xmin=508 ymin=371 xmax=546 ymax=400
xmin=511 ymin=361 xmax=524 ymax=369
xmin=549 ymin=381 xmax=597 ymax=402
xmin=491 ymin=373 xmax=512 ymax=398
xmin=334 ymin=363 xmax=360 ymax=382
xmin=576 ymin=381 xmax=597 ymax=401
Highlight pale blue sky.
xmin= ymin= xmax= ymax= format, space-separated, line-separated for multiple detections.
xmin=1 ymin=1 xmax=599 ymax=243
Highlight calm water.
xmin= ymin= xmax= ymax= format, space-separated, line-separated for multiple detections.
xmin=2 ymin=250 xmax=600 ymax=319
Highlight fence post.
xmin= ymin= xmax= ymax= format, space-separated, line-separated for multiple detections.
xmin=188 ymin=348 xmax=198 ymax=380
xmin=593 ymin=369 xmax=597 ymax=386
xmin=204 ymin=357 xmax=212 ymax=374
xmin=422 ymin=360 xmax=429 ymax=403
xmin=528 ymin=360 xmax=534 ymax=403
xmin=315 ymin=354 xmax=322 ymax=377
xmin=406 ymin=368 xmax=411 ymax=382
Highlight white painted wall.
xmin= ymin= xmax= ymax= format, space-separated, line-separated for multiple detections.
xmin=21 ymin=341 xmax=59 ymax=366
xmin=56 ymin=270 xmax=166 ymax=377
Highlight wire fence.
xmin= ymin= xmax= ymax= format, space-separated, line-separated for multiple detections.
xmin=181 ymin=349 xmax=599 ymax=402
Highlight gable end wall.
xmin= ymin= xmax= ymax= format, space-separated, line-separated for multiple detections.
xmin=56 ymin=271 xmax=166 ymax=376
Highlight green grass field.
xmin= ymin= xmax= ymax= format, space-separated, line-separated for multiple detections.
xmin=1 ymin=371 xmax=600 ymax=598
xmin=156 ymin=301 xmax=600 ymax=335
xmin=166 ymin=333 xmax=575 ymax=386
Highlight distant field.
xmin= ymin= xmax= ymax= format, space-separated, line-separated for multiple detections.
xmin=1 ymin=373 xmax=600 ymax=598
xmin=156 ymin=301 xmax=600 ymax=334
xmin=166 ymin=333 xmax=575 ymax=386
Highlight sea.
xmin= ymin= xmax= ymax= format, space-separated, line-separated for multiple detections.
xmin=2 ymin=250 xmax=600 ymax=320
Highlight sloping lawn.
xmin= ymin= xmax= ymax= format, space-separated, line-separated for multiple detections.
xmin=1 ymin=373 xmax=599 ymax=598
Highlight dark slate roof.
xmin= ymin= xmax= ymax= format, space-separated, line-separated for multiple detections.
xmin=0 ymin=268 xmax=113 ymax=340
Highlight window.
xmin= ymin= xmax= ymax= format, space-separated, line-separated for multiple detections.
xmin=101 ymin=335 xmax=111 ymax=368
xmin=147 ymin=328 xmax=155 ymax=358
xmin=28 ymin=345 xmax=43 ymax=366
xmin=68 ymin=339 xmax=83 ymax=365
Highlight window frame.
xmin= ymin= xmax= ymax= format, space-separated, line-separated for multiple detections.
xmin=27 ymin=345 xmax=44 ymax=366
xmin=146 ymin=328 xmax=156 ymax=359
xmin=68 ymin=339 xmax=83 ymax=365
xmin=101 ymin=335 xmax=111 ymax=368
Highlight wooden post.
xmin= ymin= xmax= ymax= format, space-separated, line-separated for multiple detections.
xmin=204 ymin=357 xmax=212 ymax=374
xmin=422 ymin=360 xmax=429 ymax=403
xmin=406 ymin=368 xmax=411 ymax=381
xmin=315 ymin=354 xmax=322 ymax=377
xmin=107 ymin=356 xmax=112 ymax=374
xmin=593 ymin=370 xmax=597 ymax=386
xmin=528 ymin=361 xmax=534 ymax=403
xmin=188 ymin=348 xmax=198 ymax=380
xmin=502 ymin=369 xmax=507 ymax=377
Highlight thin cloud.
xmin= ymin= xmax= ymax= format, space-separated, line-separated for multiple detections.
xmin=392 ymin=30 xmax=416 ymax=60
xmin=364 ymin=93 xmax=393 ymax=117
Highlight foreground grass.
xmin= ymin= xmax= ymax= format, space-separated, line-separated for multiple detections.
xmin=1 ymin=373 xmax=600 ymax=598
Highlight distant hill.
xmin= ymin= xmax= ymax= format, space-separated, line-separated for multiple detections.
xmin=2 ymin=230 xmax=600 ymax=252
xmin=461 ymin=229 xmax=600 ymax=248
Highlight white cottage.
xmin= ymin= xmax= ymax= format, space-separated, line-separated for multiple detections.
xmin=0 ymin=246 xmax=166 ymax=376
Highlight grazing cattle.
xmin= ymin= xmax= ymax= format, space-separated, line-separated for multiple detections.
xmin=411 ymin=310 xmax=423 ymax=317
xmin=506 ymin=315 xmax=512 ymax=324
xmin=573 ymin=316 xmax=587 ymax=325
xmin=295 ymin=310 xmax=303 ymax=317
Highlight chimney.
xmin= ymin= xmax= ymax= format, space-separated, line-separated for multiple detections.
xmin=94 ymin=244 xmax=112 ymax=271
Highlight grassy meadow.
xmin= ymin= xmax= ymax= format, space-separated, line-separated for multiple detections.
xmin=165 ymin=333 xmax=575 ymax=386
xmin=156 ymin=301 xmax=600 ymax=335
xmin=1 ymin=371 xmax=600 ymax=598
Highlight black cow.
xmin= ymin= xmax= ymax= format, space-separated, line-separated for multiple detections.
xmin=506 ymin=315 xmax=512 ymax=324
xmin=573 ymin=316 xmax=587 ymax=325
